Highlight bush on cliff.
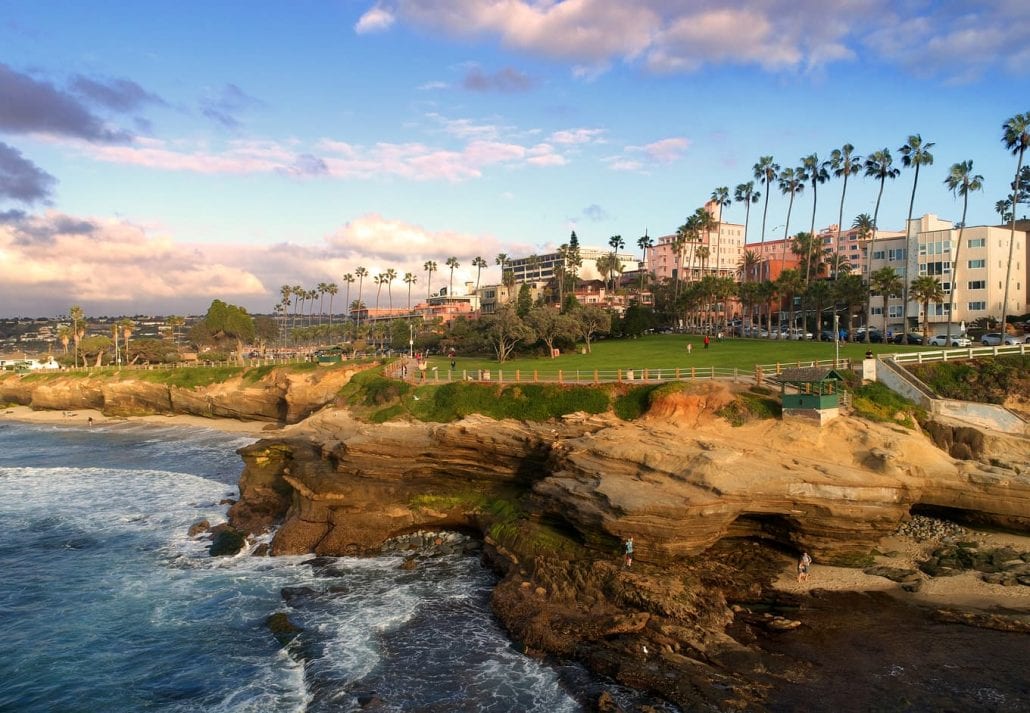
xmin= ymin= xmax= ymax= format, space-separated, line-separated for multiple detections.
xmin=906 ymin=355 xmax=1029 ymax=405
xmin=408 ymin=382 xmax=610 ymax=422
xmin=849 ymin=382 xmax=921 ymax=428
xmin=715 ymin=388 xmax=782 ymax=426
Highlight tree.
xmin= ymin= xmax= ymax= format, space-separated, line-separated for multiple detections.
xmin=495 ymin=252 xmax=508 ymax=283
xmin=1001 ymin=112 xmax=1030 ymax=331
xmin=57 ymin=325 xmax=71 ymax=353
xmin=833 ymin=274 xmax=866 ymax=342
xmin=791 ymin=232 xmax=822 ymax=284
xmin=117 ymin=318 xmax=134 ymax=364
xmin=753 ymin=156 xmax=780 ymax=245
xmin=472 ymin=256 xmax=488 ymax=292
xmin=996 ymin=198 xmax=1014 ymax=223
xmin=316 ymin=282 xmax=328 ymax=326
xmin=374 ymin=273 xmax=386 ymax=313
xmin=829 ymin=143 xmax=862 ymax=278
xmin=385 ymin=268 xmax=397 ymax=310
xmin=851 ymin=213 xmax=875 ymax=342
xmin=776 ymin=269 xmax=804 ymax=333
xmin=863 ymin=148 xmax=900 ymax=303
xmin=734 ymin=181 xmax=760 ymax=246
xmin=201 ymin=299 xmax=255 ymax=362
xmin=325 ymin=283 xmax=338 ymax=339
xmin=710 ymin=186 xmax=731 ymax=275
xmin=943 ymin=160 xmax=984 ymax=342
xmin=354 ymin=267 xmax=368 ymax=331
xmin=801 ymin=153 xmax=829 ymax=284
xmin=637 ymin=231 xmax=654 ymax=291
xmin=341 ymin=272 xmax=355 ymax=320
xmin=607 ymin=234 xmax=625 ymax=294
xmin=898 ymin=134 xmax=935 ymax=330
xmin=80 ymin=334 xmax=112 ymax=367
xmin=870 ymin=266 xmax=904 ymax=336
xmin=423 ymin=260 xmax=437 ymax=298
xmin=569 ymin=305 xmax=611 ymax=353
xmin=910 ymin=275 xmax=945 ymax=343
xmin=526 ymin=306 xmax=576 ymax=357
xmin=803 ymin=278 xmax=832 ymax=334
xmin=478 ymin=305 xmax=534 ymax=362
xmin=446 ymin=256 xmax=460 ymax=295
xmin=516 ymin=283 xmax=532 ymax=317
xmin=69 ymin=305 xmax=86 ymax=367
xmin=403 ymin=272 xmax=417 ymax=310
xmin=777 ymin=166 xmax=805 ymax=268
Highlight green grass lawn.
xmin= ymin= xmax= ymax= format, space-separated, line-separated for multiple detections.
xmin=422 ymin=334 xmax=929 ymax=378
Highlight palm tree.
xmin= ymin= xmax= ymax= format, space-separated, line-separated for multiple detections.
xmin=472 ymin=256 xmax=488 ymax=292
xmin=637 ymin=231 xmax=654 ymax=291
xmin=801 ymin=153 xmax=829 ymax=284
xmin=1001 ymin=112 xmax=1030 ymax=332
xmin=374 ymin=273 xmax=386 ymax=314
xmin=710 ymin=186 xmax=731 ymax=275
xmin=803 ymin=278 xmax=832 ymax=335
xmin=68 ymin=306 xmax=85 ymax=366
xmin=354 ymin=267 xmax=368 ymax=331
xmin=495 ymin=253 xmax=508 ymax=283
xmin=404 ymin=272 xmax=417 ymax=310
xmin=910 ymin=275 xmax=945 ymax=343
xmin=898 ymin=134 xmax=935 ymax=329
xmin=57 ymin=325 xmax=72 ymax=354
xmin=325 ymin=283 xmax=338 ymax=340
xmin=424 ymin=260 xmax=437 ymax=298
xmin=316 ymin=282 xmax=328 ymax=326
xmin=943 ymin=160 xmax=984 ymax=342
xmin=118 ymin=319 xmax=134 ymax=364
xmin=445 ymin=256 xmax=460 ymax=295
xmin=777 ymin=166 xmax=805 ymax=268
xmin=734 ymin=181 xmax=760 ymax=246
xmin=863 ymin=148 xmax=900 ymax=285
xmin=829 ymin=143 xmax=862 ymax=278
xmin=776 ymin=269 xmax=804 ymax=333
xmin=607 ymin=235 xmax=625 ymax=293
xmin=824 ymin=253 xmax=852 ymax=280
xmin=851 ymin=213 xmax=875 ymax=343
xmin=341 ymin=273 xmax=355 ymax=336
xmin=753 ymin=156 xmax=780 ymax=244
xmin=833 ymin=274 xmax=866 ymax=342
xmin=791 ymin=232 xmax=822 ymax=284
xmin=384 ymin=268 xmax=397 ymax=310
xmin=870 ymin=266 xmax=904 ymax=336
xmin=996 ymin=198 xmax=1014 ymax=223
xmin=165 ymin=315 xmax=185 ymax=346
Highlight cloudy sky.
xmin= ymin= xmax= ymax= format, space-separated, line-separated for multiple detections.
xmin=1 ymin=0 xmax=1027 ymax=317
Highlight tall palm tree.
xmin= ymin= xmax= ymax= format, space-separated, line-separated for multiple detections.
xmin=910 ymin=275 xmax=945 ymax=343
xmin=777 ymin=166 xmax=805 ymax=269
xmin=776 ymin=269 xmax=804 ymax=333
xmin=57 ymin=325 xmax=72 ymax=354
xmin=374 ymin=273 xmax=386 ymax=313
xmin=403 ymin=272 xmax=417 ymax=310
xmin=833 ymin=274 xmax=866 ymax=342
xmin=472 ymin=256 xmax=488 ymax=292
xmin=791 ymin=232 xmax=822 ymax=284
xmin=341 ymin=273 xmax=355 ymax=336
xmin=445 ymin=256 xmax=460 ymax=295
xmin=118 ymin=319 xmax=134 ymax=363
xmin=424 ymin=260 xmax=437 ymax=298
xmin=870 ymin=266 xmax=904 ymax=336
xmin=325 ymin=283 xmax=338 ymax=340
xmin=291 ymin=285 xmax=304 ymax=334
xmin=316 ymin=282 xmax=328 ymax=326
xmin=863 ymin=148 xmax=900 ymax=285
xmin=801 ymin=153 xmax=829 ymax=284
xmin=898 ymin=134 xmax=934 ymax=330
xmin=608 ymin=235 xmax=625 ymax=293
xmin=829 ymin=143 xmax=862 ymax=278
xmin=354 ymin=267 xmax=368 ymax=331
xmin=996 ymin=198 xmax=1014 ymax=223
xmin=734 ymin=181 xmax=760 ymax=245
xmin=636 ymin=231 xmax=654 ymax=291
xmin=710 ymin=186 xmax=731 ymax=275
xmin=851 ymin=213 xmax=875 ymax=343
xmin=495 ymin=253 xmax=508 ymax=284
xmin=1001 ymin=112 xmax=1030 ymax=332
xmin=165 ymin=315 xmax=185 ymax=346
xmin=672 ymin=218 xmax=691 ymax=297
xmin=753 ymin=156 xmax=780 ymax=244
xmin=381 ymin=268 xmax=395 ymax=309
xmin=943 ymin=160 xmax=984 ymax=342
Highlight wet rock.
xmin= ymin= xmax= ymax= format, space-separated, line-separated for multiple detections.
xmin=766 ymin=617 xmax=802 ymax=631
xmin=187 ymin=519 xmax=210 ymax=537
xmin=265 ymin=612 xmax=302 ymax=646
xmin=281 ymin=586 xmax=318 ymax=603
xmin=399 ymin=556 xmax=417 ymax=570
xmin=597 ymin=690 xmax=625 ymax=712
xmin=933 ymin=609 xmax=1030 ymax=633
xmin=208 ymin=526 xmax=246 ymax=556
xmin=251 ymin=543 xmax=270 ymax=557
xmin=863 ymin=566 xmax=921 ymax=583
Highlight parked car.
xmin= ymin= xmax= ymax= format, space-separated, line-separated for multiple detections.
xmin=787 ymin=328 xmax=813 ymax=340
xmin=980 ymin=332 xmax=1021 ymax=346
xmin=854 ymin=327 xmax=885 ymax=343
xmin=893 ymin=332 xmax=925 ymax=345
xmin=929 ymin=335 xmax=972 ymax=347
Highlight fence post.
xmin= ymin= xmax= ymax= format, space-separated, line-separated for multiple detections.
xmin=594 ymin=369 xmax=599 ymax=384
xmin=734 ymin=367 xmax=738 ymax=382
xmin=463 ymin=369 xmax=467 ymax=381
xmin=558 ymin=369 xmax=564 ymax=384
xmin=675 ymin=368 xmax=680 ymax=379
xmin=533 ymin=370 xmax=538 ymax=382
xmin=515 ymin=369 xmax=520 ymax=383
xmin=691 ymin=366 xmax=695 ymax=379
xmin=643 ymin=368 xmax=649 ymax=381
xmin=498 ymin=369 xmax=503 ymax=384
xmin=617 ymin=369 xmax=622 ymax=383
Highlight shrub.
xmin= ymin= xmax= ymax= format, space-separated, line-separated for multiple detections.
xmin=716 ymin=392 xmax=782 ymax=426
xmin=850 ymin=381 xmax=921 ymax=428
xmin=613 ymin=384 xmax=660 ymax=420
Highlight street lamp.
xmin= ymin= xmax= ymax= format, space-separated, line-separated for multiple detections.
xmin=409 ymin=322 xmax=414 ymax=358
xmin=834 ymin=314 xmax=840 ymax=367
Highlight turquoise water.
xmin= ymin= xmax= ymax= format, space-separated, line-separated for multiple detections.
xmin=0 ymin=421 xmax=657 ymax=712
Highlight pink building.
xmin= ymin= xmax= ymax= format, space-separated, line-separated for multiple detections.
xmin=648 ymin=201 xmax=746 ymax=283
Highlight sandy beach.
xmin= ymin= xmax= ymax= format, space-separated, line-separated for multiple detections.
xmin=0 ymin=404 xmax=277 ymax=437
xmin=774 ymin=529 xmax=1030 ymax=612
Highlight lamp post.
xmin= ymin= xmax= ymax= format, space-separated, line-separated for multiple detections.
xmin=409 ymin=323 xmax=414 ymax=359
xmin=834 ymin=314 xmax=840 ymax=367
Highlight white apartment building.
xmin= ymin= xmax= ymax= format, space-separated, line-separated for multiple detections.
xmin=506 ymin=246 xmax=637 ymax=284
xmin=866 ymin=214 xmax=1027 ymax=334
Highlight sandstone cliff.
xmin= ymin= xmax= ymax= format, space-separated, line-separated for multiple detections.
xmin=227 ymin=382 xmax=1030 ymax=710
xmin=0 ymin=365 xmax=362 ymax=424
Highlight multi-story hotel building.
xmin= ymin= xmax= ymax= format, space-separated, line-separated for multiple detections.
xmin=865 ymin=214 xmax=1027 ymax=334
xmin=506 ymin=247 xmax=637 ymax=285
xmin=649 ymin=201 xmax=746 ymax=282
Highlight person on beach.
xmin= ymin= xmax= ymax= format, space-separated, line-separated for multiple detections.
xmin=687 ymin=343 xmax=693 ymax=354
xmin=87 ymin=416 xmax=93 ymax=428
xmin=797 ymin=551 xmax=812 ymax=583
xmin=624 ymin=536 xmax=634 ymax=568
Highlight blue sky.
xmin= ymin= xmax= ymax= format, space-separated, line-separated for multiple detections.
xmin=1 ymin=0 xmax=1027 ymax=317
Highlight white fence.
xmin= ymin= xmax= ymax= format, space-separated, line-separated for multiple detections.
xmin=887 ymin=343 xmax=1027 ymax=366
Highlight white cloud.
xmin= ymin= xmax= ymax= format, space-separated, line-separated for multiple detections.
xmin=355 ymin=5 xmax=395 ymax=33
xmin=550 ymin=128 xmax=605 ymax=145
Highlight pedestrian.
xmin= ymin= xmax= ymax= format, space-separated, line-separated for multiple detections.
xmin=687 ymin=343 xmax=693 ymax=354
xmin=703 ymin=334 xmax=710 ymax=349
xmin=87 ymin=416 xmax=94 ymax=428
xmin=450 ymin=358 xmax=456 ymax=370
xmin=623 ymin=536 xmax=634 ymax=568
xmin=797 ymin=551 xmax=812 ymax=583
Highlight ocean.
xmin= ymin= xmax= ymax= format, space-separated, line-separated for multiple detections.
xmin=0 ymin=420 xmax=666 ymax=713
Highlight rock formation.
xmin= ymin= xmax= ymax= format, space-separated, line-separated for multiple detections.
xmin=227 ymin=382 xmax=1030 ymax=709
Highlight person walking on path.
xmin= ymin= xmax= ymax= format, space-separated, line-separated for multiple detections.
xmin=623 ymin=536 xmax=634 ymax=568
xmin=797 ymin=551 xmax=812 ymax=583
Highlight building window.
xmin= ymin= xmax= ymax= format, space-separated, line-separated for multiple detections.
xmin=872 ymin=250 xmax=885 ymax=260
xmin=941 ymin=281 xmax=951 ymax=294
xmin=967 ymin=280 xmax=986 ymax=290
xmin=968 ymin=259 xmax=986 ymax=269
xmin=871 ymin=306 xmax=883 ymax=316
xmin=888 ymin=248 xmax=906 ymax=261
xmin=888 ymin=305 xmax=904 ymax=318
xmin=920 ymin=261 xmax=951 ymax=276
xmin=929 ymin=303 xmax=952 ymax=316
xmin=968 ymin=301 xmax=986 ymax=311
xmin=967 ymin=238 xmax=985 ymax=248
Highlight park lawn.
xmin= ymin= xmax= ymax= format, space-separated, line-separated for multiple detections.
xmin=424 ymin=334 xmax=929 ymax=377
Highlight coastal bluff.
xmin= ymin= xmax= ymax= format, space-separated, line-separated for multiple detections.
xmin=0 ymin=365 xmax=359 ymax=423
xmin=227 ymin=385 xmax=1030 ymax=709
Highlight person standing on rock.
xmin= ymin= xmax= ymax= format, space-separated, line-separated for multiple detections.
xmin=623 ymin=536 xmax=634 ymax=568
xmin=797 ymin=551 xmax=812 ymax=583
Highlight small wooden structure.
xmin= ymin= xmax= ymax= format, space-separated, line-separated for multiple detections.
xmin=778 ymin=367 xmax=847 ymax=425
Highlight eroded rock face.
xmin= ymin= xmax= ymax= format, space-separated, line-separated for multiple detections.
xmin=0 ymin=366 xmax=360 ymax=423
xmin=226 ymin=399 xmax=1030 ymax=711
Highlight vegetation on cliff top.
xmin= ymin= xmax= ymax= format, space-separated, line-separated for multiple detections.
xmin=906 ymin=355 xmax=1029 ymax=405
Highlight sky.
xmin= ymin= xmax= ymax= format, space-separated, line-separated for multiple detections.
xmin=1 ymin=0 xmax=1028 ymax=318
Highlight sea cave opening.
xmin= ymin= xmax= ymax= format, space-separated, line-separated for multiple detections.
xmin=721 ymin=513 xmax=802 ymax=556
